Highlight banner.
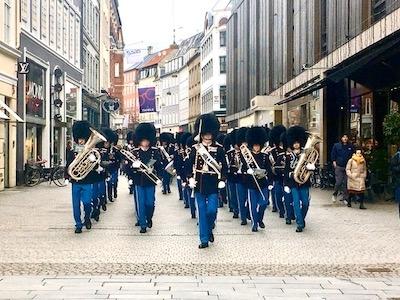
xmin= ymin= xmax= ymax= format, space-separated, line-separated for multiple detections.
xmin=139 ymin=87 xmax=156 ymax=113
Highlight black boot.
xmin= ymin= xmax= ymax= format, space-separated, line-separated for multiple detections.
xmin=107 ymin=185 xmax=114 ymax=202
xmin=113 ymin=186 xmax=118 ymax=199
xmin=359 ymin=194 xmax=366 ymax=209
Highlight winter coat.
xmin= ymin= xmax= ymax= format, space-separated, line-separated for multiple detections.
xmin=346 ymin=155 xmax=367 ymax=192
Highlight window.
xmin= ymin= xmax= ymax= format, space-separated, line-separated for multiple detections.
xmin=32 ymin=0 xmax=39 ymax=31
xmin=69 ymin=13 xmax=74 ymax=62
xmin=49 ymin=0 xmax=56 ymax=46
xmin=21 ymin=0 xmax=28 ymax=24
xmin=115 ymin=63 xmax=120 ymax=77
xmin=63 ymin=5 xmax=69 ymax=56
xmin=219 ymin=56 xmax=226 ymax=74
xmin=41 ymin=0 xmax=48 ymax=39
xmin=56 ymin=0 xmax=62 ymax=51
xmin=3 ymin=0 xmax=11 ymax=44
xmin=75 ymin=18 xmax=80 ymax=65
xmin=220 ymin=85 xmax=227 ymax=108
xmin=219 ymin=31 xmax=226 ymax=47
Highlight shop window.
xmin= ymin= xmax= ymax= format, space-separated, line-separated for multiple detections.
xmin=26 ymin=61 xmax=45 ymax=118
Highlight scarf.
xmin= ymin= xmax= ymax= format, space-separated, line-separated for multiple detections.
xmin=352 ymin=153 xmax=365 ymax=165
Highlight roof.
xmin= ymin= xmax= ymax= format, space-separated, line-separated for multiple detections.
xmin=140 ymin=48 xmax=175 ymax=69
xmin=170 ymin=33 xmax=204 ymax=60
xmin=124 ymin=62 xmax=141 ymax=72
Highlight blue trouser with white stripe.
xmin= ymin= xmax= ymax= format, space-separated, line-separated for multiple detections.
xmin=177 ymin=177 xmax=184 ymax=200
xmin=273 ymin=180 xmax=286 ymax=217
xmin=132 ymin=184 xmax=139 ymax=222
xmin=236 ymin=183 xmax=249 ymax=222
xmin=283 ymin=190 xmax=295 ymax=221
xmin=162 ymin=171 xmax=171 ymax=193
xmin=292 ymin=186 xmax=310 ymax=229
xmin=91 ymin=182 xmax=101 ymax=218
xmin=72 ymin=183 xmax=92 ymax=229
xmin=195 ymin=192 xmax=218 ymax=244
xmin=185 ymin=186 xmax=196 ymax=217
xmin=135 ymin=185 xmax=156 ymax=229
xmin=248 ymin=188 xmax=269 ymax=230
xmin=227 ymin=180 xmax=239 ymax=215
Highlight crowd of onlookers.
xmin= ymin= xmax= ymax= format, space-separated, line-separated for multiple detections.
xmin=331 ymin=133 xmax=400 ymax=214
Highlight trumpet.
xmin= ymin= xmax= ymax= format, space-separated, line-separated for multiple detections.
xmin=68 ymin=128 xmax=107 ymax=181
xmin=240 ymin=144 xmax=266 ymax=200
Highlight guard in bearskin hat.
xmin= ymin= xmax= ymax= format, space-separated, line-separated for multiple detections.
xmin=186 ymin=113 xmax=227 ymax=249
xmin=268 ymin=125 xmax=287 ymax=217
xmin=66 ymin=121 xmax=100 ymax=234
xmin=283 ymin=126 xmax=315 ymax=232
xmin=235 ymin=127 xmax=251 ymax=225
xmin=224 ymin=130 xmax=239 ymax=219
xmin=280 ymin=131 xmax=295 ymax=225
xmin=216 ymin=133 xmax=228 ymax=208
xmin=131 ymin=123 xmax=163 ymax=233
xmin=174 ymin=132 xmax=191 ymax=208
xmin=183 ymin=133 xmax=197 ymax=218
xmin=241 ymin=127 xmax=272 ymax=232
xmin=159 ymin=132 xmax=175 ymax=195
xmin=102 ymin=128 xmax=121 ymax=203
xmin=125 ymin=131 xmax=137 ymax=195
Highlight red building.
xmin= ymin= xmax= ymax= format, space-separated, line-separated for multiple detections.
xmin=122 ymin=65 xmax=140 ymax=128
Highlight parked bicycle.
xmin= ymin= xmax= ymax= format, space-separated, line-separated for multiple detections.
xmin=24 ymin=158 xmax=66 ymax=187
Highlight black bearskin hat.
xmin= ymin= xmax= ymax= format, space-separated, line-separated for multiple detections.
xmin=135 ymin=123 xmax=156 ymax=145
xmin=286 ymin=126 xmax=308 ymax=149
xmin=126 ymin=131 xmax=136 ymax=143
xmin=101 ymin=128 xmax=118 ymax=144
xmin=229 ymin=129 xmax=237 ymax=147
xmin=194 ymin=113 xmax=220 ymax=139
xmin=160 ymin=132 xmax=173 ymax=144
xmin=180 ymin=132 xmax=192 ymax=147
xmin=270 ymin=125 xmax=286 ymax=147
xmin=186 ymin=134 xmax=195 ymax=148
xmin=280 ymin=131 xmax=288 ymax=150
xmin=264 ymin=126 xmax=271 ymax=143
xmin=235 ymin=127 xmax=248 ymax=146
xmin=72 ymin=120 xmax=91 ymax=143
xmin=223 ymin=134 xmax=232 ymax=151
xmin=175 ymin=132 xmax=183 ymax=145
xmin=216 ymin=133 xmax=226 ymax=146
xmin=246 ymin=127 xmax=268 ymax=148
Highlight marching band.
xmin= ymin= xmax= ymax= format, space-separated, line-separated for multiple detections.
xmin=67 ymin=113 xmax=319 ymax=247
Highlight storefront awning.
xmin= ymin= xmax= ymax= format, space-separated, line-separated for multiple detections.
xmin=0 ymin=101 xmax=24 ymax=122
xmin=276 ymin=78 xmax=327 ymax=105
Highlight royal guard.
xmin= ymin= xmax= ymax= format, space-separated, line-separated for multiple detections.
xmin=174 ymin=132 xmax=185 ymax=201
xmin=184 ymin=134 xmax=196 ymax=218
xmin=159 ymin=132 xmax=175 ymax=194
xmin=268 ymin=125 xmax=287 ymax=218
xmin=224 ymin=130 xmax=239 ymax=218
xmin=66 ymin=121 xmax=104 ymax=233
xmin=235 ymin=127 xmax=250 ymax=225
xmin=216 ymin=133 xmax=228 ymax=208
xmin=131 ymin=123 xmax=163 ymax=233
xmin=125 ymin=131 xmax=136 ymax=195
xmin=102 ymin=128 xmax=121 ymax=203
xmin=241 ymin=127 xmax=272 ymax=232
xmin=280 ymin=131 xmax=295 ymax=225
xmin=187 ymin=113 xmax=227 ymax=249
xmin=284 ymin=126 xmax=315 ymax=232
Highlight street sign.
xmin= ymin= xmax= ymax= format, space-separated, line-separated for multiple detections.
xmin=103 ymin=98 xmax=120 ymax=113
xmin=18 ymin=62 xmax=30 ymax=74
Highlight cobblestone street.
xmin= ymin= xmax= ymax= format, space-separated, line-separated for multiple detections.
xmin=0 ymin=178 xmax=400 ymax=299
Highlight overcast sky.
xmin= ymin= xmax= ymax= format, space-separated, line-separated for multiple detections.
xmin=119 ymin=0 xmax=221 ymax=53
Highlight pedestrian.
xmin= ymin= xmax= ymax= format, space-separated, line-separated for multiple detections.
xmin=187 ymin=113 xmax=227 ymax=249
xmin=390 ymin=145 xmax=400 ymax=216
xmin=131 ymin=123 xmax=163 ymax=234
xmin=283 ymin=126 xmax=315 ymax=233
xmin=66 ymin=121 xmax=102 ymax=234
xmin=331 ymin=133 xmax=355 ymax=204
xmin=345 ymin=147 xmax=367 ymax=209
xmin=241 ymin=126 xmax=271 ymax=232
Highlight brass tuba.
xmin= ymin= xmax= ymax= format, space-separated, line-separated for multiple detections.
xmin=293 ymin=133 xmax=322 ymax=185
xmin=68 ymin=128 xmax=107 ymax=181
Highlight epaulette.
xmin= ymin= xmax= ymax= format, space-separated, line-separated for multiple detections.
xmin=151 ymin=146 xmax=159 ymax=150
xmin=215 ymin=142 xmax=223 ymax=147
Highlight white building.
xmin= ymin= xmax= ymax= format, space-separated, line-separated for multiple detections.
xmin=160 ymin=34 xmax=203 ymax=133
xmin=200 ymin=5 xmax=231 ymax=130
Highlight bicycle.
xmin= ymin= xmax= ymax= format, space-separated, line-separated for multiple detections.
xmin=24 ymin=162 xmax=67 ymax=187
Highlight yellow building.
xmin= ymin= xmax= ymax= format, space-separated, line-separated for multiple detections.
xmin=0 ymin=0 xmax=22 ymax=191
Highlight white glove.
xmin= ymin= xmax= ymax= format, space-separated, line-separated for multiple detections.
xmin=177 ymin=175 xmax=181 ymax=180
xmin=125 ymin=160 xmax=129 ymax=165
xmin=247 ymin=168 xmax=255 ymax=175
xmin=268 ymin=185 xmax=274 ymax=191
xmin=96 ymin=166 xmax=104 ymax=173
xmin=284 ymin=186 xmax=291 ymax=194
xmin=64 ymin=179 xmax=69 ymax=185
xmin=218 ymin=181 xmax=226 ymax=189
xmin=182 ymin=182 xmax=187 ymax=187
xmin=188 ymin=177 xmax=197 ymax=189
xmin=156 ymin=179 xmax=162 ymax=186
xmin=132 ymin=160 xmax=141 ymax=168
xmin=128 ymin=179 xmax=133 ymax=185
xmin=306 ymin=163 xmax=316 ymax=171
xmin=88 ymin=153 xmax=96 ymax=162
xmin=106 ymin=177 xmax=111 ymax=182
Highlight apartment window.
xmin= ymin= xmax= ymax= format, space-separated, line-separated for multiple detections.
xmin=56 ymin=0 xmax=62 ymax=51
xmin=219 ymin=56 xmax=226 ymax=74
xmin=219 ymin=31 xmax=226 ymax=47
xmin=32 ymin=0 xmax=39 ymax=31
xmin=220 ymin=85 xmax=226 ymax=108
xmin=41 ymin=0 xmax=48 ymax=39
xmin=49 ymin=0 xmax=56 ymax=46
xmin=115 ymin=63 xmax=120 ymax=77
xmin=69 ymin=13 xmax=74 ymax=62
xmin=21 ymin=0 xmax=28 ymax=23
xmin=63 ymin=5 xmax=69 ymax=56
xmin=75 ymin=18 xmax=80 ymax=65
xmin=3 ymin=0 xmax=11 ymax=44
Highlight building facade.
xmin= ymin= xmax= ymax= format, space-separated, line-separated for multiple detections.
xmin=200 ymin=6 xmax=230 ymax=132
xmin=188 ymin=52 xmax=201 ymax=133
xmin=122 ymin=64 xmax=139 ymax=129
xmin=17 ymin=0 xmax=83 ymax=183
xmin=0 ymin=0 xmax=21 ymax=190
xmin=99 ymin=0 xmax=110 ymax=96
xmin=226 ymin=0 xmax=400 ymax=162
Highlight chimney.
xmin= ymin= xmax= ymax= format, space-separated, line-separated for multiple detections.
xmin=147 ymin=46 xmax=153 ymax=55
